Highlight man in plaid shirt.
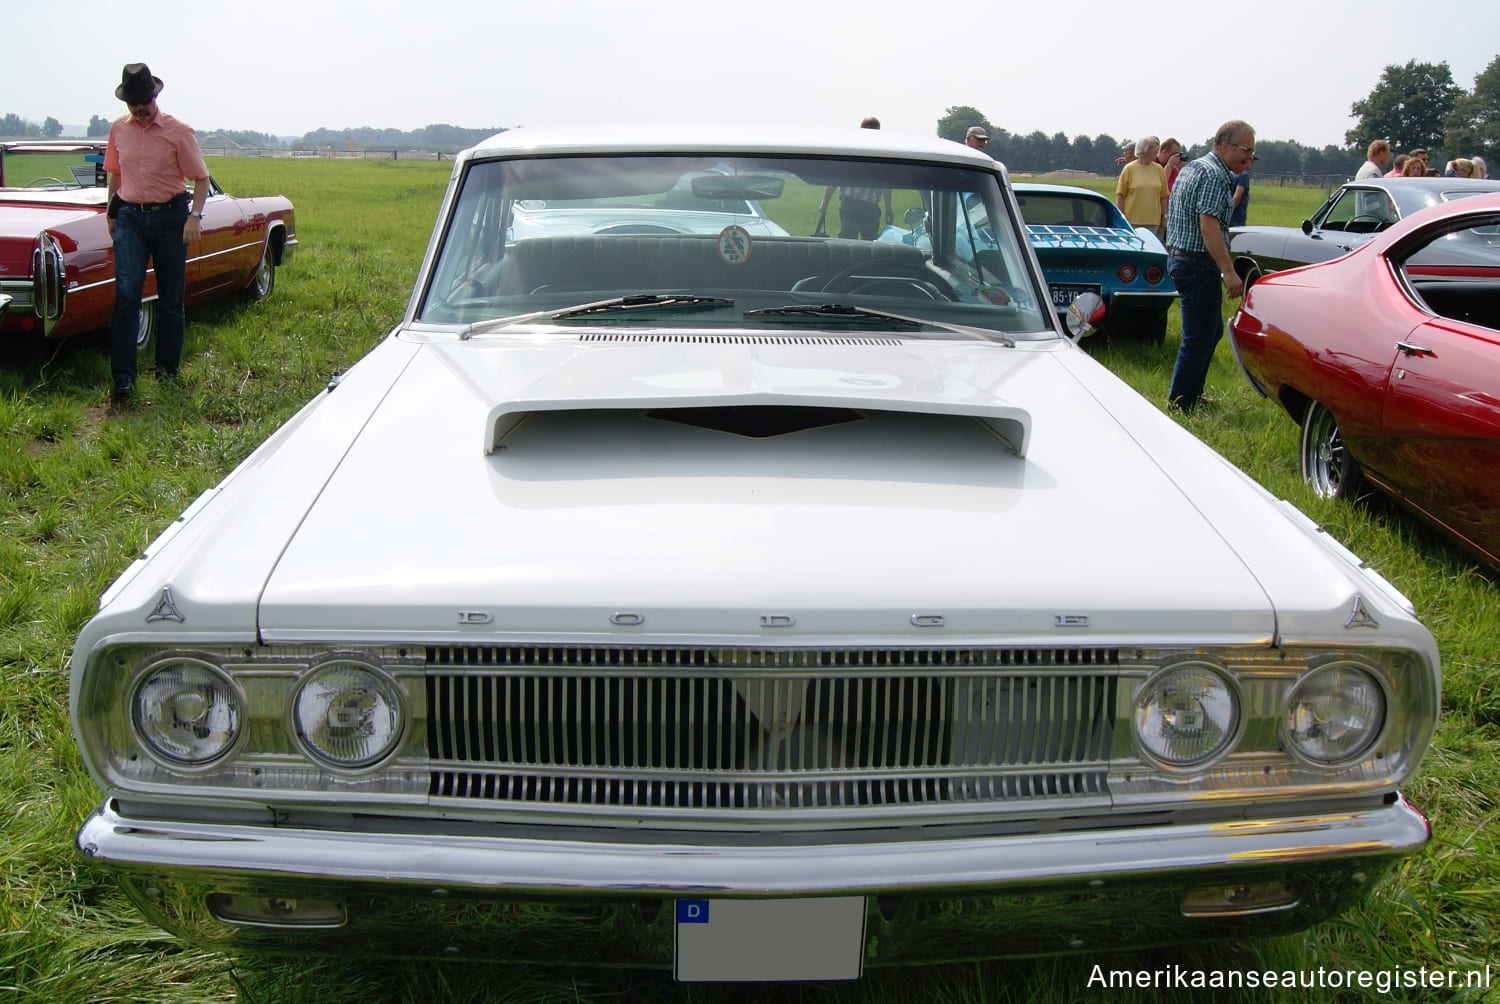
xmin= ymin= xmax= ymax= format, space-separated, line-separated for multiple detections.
xmin=1163 ymin=120 xmax=1256 ymax=411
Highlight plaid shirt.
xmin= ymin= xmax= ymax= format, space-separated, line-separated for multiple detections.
xmin=1164 ymin=153 xmax=1233 ymax=253
xmin=839 ymin=186 xmax=883 ymax=205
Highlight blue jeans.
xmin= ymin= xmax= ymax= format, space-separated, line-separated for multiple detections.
xmin=111 ymin=202 xmax=187 ymax=383
xmin=1166 ymin=256 xmax=1223 ymax=409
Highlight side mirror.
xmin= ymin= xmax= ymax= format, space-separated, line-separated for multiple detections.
xmin=1301 ymin=220 xmax=1314 ymax=235
xmin=903 ymin=207 xmax=925 ymax=226
xmin=1065 ymin=292 xmax=1106 ymax=342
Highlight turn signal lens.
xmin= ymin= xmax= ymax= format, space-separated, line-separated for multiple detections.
xmin=133 ymin=659 xmax=241 ymax=765
xmin=1283 ymin=663 xmax=1385 ymax=765
xmin=1117 ymin=264 xmax=1137 ymax=283
xmin=293 ymin=662 xmax=404 ymax=768
xmin=1133 ymin=662 xmax=1239 ymax=767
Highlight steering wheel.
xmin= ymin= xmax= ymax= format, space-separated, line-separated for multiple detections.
xmin=25 ymin=177 xmax=67 ymax=188
xmin=818 ymin=259 xmax=954 ymax=300
xmin=1346 ymin=214 xmax=1389 ymax=233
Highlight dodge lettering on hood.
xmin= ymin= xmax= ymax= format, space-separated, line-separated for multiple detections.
xmin=71 ymin=127 xmax=1439 ymax=982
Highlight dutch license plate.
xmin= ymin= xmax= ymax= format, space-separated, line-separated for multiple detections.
xmin=1050 ymin=284 xmax=1098 ymax=308
xmin=674 ymin=896 xmax=867 ymax=982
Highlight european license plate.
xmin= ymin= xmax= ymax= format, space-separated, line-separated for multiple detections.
xmin=1050 ymin=284 xmax=1099 ymax=308
xmin=674 ymin=896 xmax=867 ymax=982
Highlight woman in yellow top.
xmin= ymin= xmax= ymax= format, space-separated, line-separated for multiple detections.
xmin=1116 ymin=136 xmax=1169 ymax=238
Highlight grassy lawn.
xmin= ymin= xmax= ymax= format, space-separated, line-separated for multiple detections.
xmin=1 ymin=160 xmax=1495 ymax=1003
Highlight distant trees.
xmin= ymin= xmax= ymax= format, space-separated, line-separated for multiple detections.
xmin=42 ymin=117 xmax=61 ymax=138
xmin=1346 ymin=60 xmax=1463 ymax=156
xmin=88 ymin=115 xmax=109 ymax=137
xmin=1444 ymin=54 xmax=1500 ymax=163
xmin=934 ymin=108 xmax=1355 ymax=178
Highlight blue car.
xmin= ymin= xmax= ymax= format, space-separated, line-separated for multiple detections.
xmin=1013 ymin=183 xmax=1176 ymax=343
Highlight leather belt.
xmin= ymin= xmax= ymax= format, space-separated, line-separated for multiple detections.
xmin=1169 ymin=249 xmax=1212 ymax=260
xmin=119 ymin=193 xmax=188 ymax=212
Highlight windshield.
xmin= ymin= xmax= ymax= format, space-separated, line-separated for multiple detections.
xmin=417 ymin=153 xmax=1053 ymax=339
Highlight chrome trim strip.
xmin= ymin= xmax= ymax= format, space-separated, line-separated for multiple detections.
xmin=78 ymin=797 xmax=1428 ymax=894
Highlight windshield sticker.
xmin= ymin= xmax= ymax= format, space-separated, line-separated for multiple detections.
xmin=718 ymin=225 xmax=752 ymax=266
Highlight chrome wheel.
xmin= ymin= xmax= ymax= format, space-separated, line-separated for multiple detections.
xmin=247 ymin=246 xmax=275 ymax=301
xmin=135 ymin=299 xmax=157 ymax=354
xmin=1299 ymin=400 xmax=1361 ymax=499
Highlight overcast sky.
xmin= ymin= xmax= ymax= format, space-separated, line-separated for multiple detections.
xmin=6 ymin=0 xmax=1496 ymax=150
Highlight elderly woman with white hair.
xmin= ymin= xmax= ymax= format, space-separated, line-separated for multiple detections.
xmin=1471 ymin=155 xmax=1488 ymax=179
xmin=1116 ymin=135 xmax=1169 ymax=237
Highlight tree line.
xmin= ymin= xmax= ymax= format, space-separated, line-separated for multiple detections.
xmin=0 ymin=116 xmax=506 ymax=154
xmin=5 ymin=53 xmax=1495 ymax=168
xmin=938 ymin=53 xmax=1498 ymax=178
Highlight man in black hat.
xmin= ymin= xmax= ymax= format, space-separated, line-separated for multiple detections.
xmin=103 ymin=62 xmax=210 ymax=402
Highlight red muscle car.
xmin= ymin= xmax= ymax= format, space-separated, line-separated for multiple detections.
xmin=0 ymin=142 xmax=295 ymax=353
xmin=1229 ymin=192 xmax=1500 ymax=569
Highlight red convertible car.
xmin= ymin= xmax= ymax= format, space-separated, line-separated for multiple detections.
xmin=0 ymin=142 xmax=294 ymax=353
xmin=1229 ymin=193 xmax=1500 ymax=569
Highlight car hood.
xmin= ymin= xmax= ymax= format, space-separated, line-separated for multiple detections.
xmin=253 ymin=330 xmax=1285 ymax=644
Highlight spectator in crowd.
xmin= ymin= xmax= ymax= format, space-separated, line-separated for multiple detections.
xmin=1157 ymin=137 xmax=1184 ymax=189
xmin=1230 ymin=167 xmax=1252 ymax=227
xmin=1443 ymin=158 xmax=1476 ymax=178
xmin=965 ymin=126 xmax=988 ymax=151
xmin=104 ymin=62 xmax=209 ymax=403
xmin=1473 ymin=155 xmax=1488 ymax=179
xmin=1356 ymin=139 xmax=1391 ymax=179
xmin=1163 ymin=119 xmax=1254 ymax=412
xmin=1407 ymin=149 xmax=1430 ymax=175
xmin=1384 ymin=153 xmax=1409 ymax=178
xmin=816 ymin=117 xmax=892 ymax=239
xmin=1116 ymin=135 xmax=1169 ymax=236
xmin=1401 ymin=156 xmax=1427 ymax=177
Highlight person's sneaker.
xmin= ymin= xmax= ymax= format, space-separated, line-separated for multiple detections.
xmin=111 ymin=377 xmax=134 ymax=402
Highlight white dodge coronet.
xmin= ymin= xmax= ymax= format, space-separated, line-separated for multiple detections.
xmin=71 ymin=126 xmax=1439 ymax=982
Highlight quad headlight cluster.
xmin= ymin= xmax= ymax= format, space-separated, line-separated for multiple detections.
xmin=1131 ymin=657 xmax=1387 ymax=770
xmin=132 ymin=656 xmax=405 ymax=771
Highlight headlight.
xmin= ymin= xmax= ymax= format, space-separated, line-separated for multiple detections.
xmin=292 ymin=661 xmax=404 ymax=769
xmin=1283 ymin=662 xmax=1385 ymax=765
xmin=133 ymin=658 xmax=242 ymax=765
xmin=1133 ymin=661 xmax=1240 ymax=768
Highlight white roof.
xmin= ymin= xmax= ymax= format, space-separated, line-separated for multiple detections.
xmin=464 ymin=124 xmax=1000 ymax=169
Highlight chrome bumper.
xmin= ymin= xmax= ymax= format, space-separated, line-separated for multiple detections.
xmin=78 ymin=796 xmax=1428 ymax=963
xmin=80 ymin=797 xmax=1427 ymax=895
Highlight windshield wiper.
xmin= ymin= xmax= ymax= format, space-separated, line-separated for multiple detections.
xmin=461 ymin=294 xmax=734 ymax=338
xmin=744 ymin=303 xmax=1014 ymax=346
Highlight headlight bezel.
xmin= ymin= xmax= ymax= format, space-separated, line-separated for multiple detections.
xmin=129 ymin=655 xmax=247 ymax=770
xmin=288 ymin=657 xmax=408 ymax=773
xmin=1130 ymin=657 xmax=1245 ymax=771
xmin=1280 ymin=658 xmax=1389 ymax=768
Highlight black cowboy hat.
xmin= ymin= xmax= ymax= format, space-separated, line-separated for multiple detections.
xmin=115 ymin=63 xmax=164 ymax=103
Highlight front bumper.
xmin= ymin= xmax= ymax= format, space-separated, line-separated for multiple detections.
xmin=78 ymin=795 xmax=1429 ymax=965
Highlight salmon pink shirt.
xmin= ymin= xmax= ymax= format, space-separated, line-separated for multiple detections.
xmin=104 ymin=109 xmax=209 ymax=204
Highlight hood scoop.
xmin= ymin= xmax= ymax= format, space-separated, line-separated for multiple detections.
xmin=464 ymin=338 xmax=1032 ymax=457
xmin=578 ymin=332 xmax=906 ymax=347
xmin=644 ymin=405 xmax=864 ymax=438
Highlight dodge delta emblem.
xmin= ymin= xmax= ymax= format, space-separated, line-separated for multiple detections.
xmin=145 ymin=586 xmax=185 ymax=623
xmin=1345 ymin=595 xmax=1380 ymax=629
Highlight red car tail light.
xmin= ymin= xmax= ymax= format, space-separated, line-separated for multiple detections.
xmin=1144 ymin=265 xmax=1164 ymax=284
xmin=1116 ymin=264 xmax=1137 ymax=283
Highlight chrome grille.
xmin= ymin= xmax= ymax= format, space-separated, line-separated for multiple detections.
xmin=425 ymin=646 xmax=1118 ymax=814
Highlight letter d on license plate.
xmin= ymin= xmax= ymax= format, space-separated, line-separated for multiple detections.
xmin=674 ymin=897 xmax=867 ymax=982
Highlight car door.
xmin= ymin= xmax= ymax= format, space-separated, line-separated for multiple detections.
xmin=1285 ymin=188 xmax=1393 ymax=269
xmin=1375 ymin=215 xmax=1500 ymax=564
xmin=186 ymin=176 xmax=248 ymax=301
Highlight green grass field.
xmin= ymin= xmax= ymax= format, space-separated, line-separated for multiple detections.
xmin=1 ymin=159 xmax=1496 ymax=1003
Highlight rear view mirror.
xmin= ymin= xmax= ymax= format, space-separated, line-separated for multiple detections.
xmin=1065 ymin=292 xmax=1106 ymax=342
xmin=690 ymin=175 xmax=785 ymax=201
